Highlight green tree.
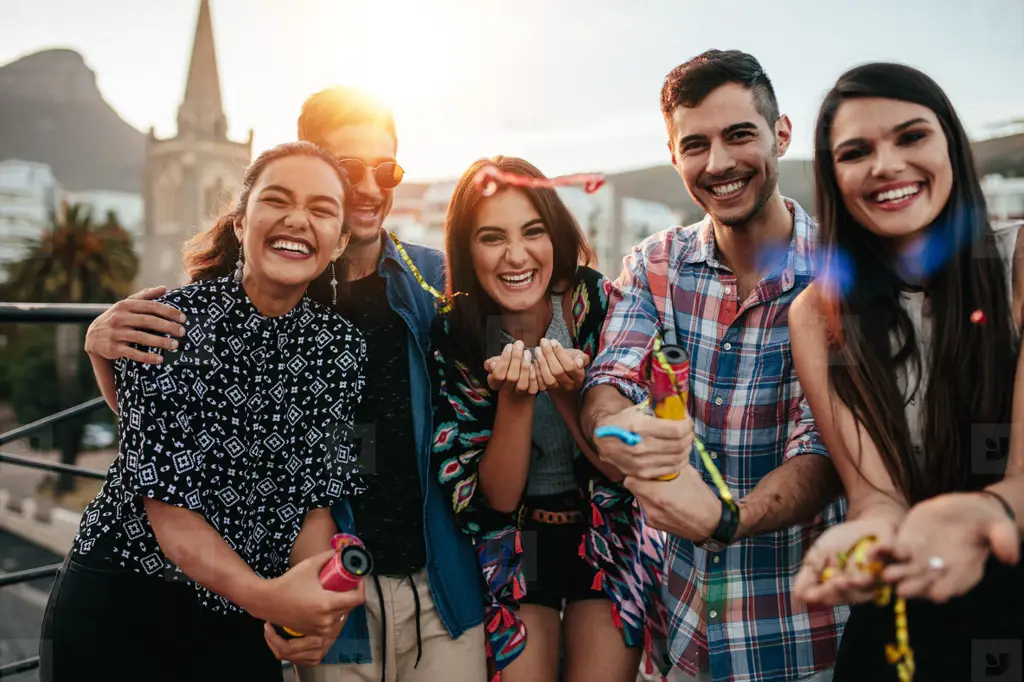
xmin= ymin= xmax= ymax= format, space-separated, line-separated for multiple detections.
xmin=5 ymin=202 xmax=138 ymax=493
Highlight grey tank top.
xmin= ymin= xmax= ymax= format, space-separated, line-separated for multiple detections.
xmin=501 ymin=295 xmax=579 ymax=497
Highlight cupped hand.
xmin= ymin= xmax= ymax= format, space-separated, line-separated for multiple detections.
xmin=532 ymin=338 xmax=589 ymax=392
xmin=485 ymin=340 xmax=539 ymax=396
xmin=794 ymin=516 xmax=901 ymax=607
xmin=880 ymin=492 xmax=1020 ymax=603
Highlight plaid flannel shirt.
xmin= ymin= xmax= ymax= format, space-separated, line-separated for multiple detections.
xmin=583 ymin=199 xmax=848 ymax=682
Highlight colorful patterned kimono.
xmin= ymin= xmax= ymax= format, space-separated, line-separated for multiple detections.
xmin=429 ymin=265 xmax=671 ymax=679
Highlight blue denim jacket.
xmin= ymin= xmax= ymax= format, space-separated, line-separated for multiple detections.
xmin=322 ymin=233 xmax=486 ymax=664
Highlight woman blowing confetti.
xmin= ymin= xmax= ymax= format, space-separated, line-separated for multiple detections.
xmin=428 ymin=156 xmax=670 ymax=682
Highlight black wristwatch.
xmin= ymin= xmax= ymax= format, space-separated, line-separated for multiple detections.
xmin=709 ymin=497 xmax=741 ymax=546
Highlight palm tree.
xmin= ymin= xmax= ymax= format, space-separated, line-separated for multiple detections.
xmin=6 ymin=202 xmax=138 ymax=494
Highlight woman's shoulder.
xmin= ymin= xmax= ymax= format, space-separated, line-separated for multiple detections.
xmin=153 ymin=277 xmax=228 ymax=316
xmin=789 ymin=282 xmax=835 ymax=354
xmin=305 ymin=297 xmax=362 ymax=337
xmin=564 ymin=265 xmax=613 ymax=329
xmin=573 ymin=264 xmax=609 ymax=290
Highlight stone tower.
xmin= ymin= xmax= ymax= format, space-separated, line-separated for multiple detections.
xmin=139 ymin=0 xmax=251 ymax=288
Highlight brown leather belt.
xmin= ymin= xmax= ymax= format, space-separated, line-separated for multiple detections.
xmin=529 ymin=508 xmax=582 ymax=525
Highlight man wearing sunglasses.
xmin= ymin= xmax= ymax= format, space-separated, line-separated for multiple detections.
xmin=81 ymin=86 xmax=488 ymax=682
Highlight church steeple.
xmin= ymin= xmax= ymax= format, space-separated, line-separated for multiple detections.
xmin=140 ymin=0 xmax=250 ymax=290
xmin=176 ymin=0 xmax=227 ymax=139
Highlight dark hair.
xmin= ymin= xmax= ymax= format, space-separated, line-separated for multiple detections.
xmin=814 ymin=62 xmax=1018 ymax=504
xmin=297 ymin=86 xmax=397 ymax=151
xmin=660 ymin=49 xmax=780 ymax=127
xmin=182 ymin=141 xmax=351 ymax=308
xmin=443 ymin=156 xmax=595 ymax=368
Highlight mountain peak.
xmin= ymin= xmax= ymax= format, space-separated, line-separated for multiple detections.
xmin=0 ymin=48 xmax=104 ymax=104
xmin=0 ymin=49 xmax=145 ymax=192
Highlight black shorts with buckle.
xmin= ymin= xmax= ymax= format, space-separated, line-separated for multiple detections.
xmin=518 ymin=491 xmax=606 ymax=611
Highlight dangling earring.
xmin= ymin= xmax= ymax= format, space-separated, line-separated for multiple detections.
xmin=233 ymin=248 xmax=244 ymax=283
xmin=330 ymin=261 xmax=338 ymax=307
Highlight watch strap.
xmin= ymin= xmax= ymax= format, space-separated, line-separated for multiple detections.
xmin=710 ymin=497 xmax=740 ymax=545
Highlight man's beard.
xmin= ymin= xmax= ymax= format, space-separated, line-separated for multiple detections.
xmin=714 ymin=174 xmax=776 ymax=229
xmin=695 ymin=148 xmax=780 ymax=229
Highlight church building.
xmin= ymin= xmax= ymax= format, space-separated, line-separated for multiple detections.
xmin=139 ymin=0 xmax=251 ymax=288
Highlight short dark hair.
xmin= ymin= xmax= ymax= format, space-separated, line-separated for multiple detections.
xmin=297 ymin=86 xmax=397 ymax=151
xmin=660 ymin=49 xmax=779 ymax=127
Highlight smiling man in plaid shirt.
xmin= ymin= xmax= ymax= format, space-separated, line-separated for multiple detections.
xmin=581 ymin=50 xmax=847 ymax=682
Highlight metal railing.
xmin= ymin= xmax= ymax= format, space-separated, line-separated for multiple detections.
xmin=0 ymin=303 xmax=294 ymax=678
xmin=0 ymin=303 xmax=111 ymax=678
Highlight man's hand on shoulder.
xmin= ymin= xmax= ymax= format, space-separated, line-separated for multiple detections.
xmin=85 ymin=286 xmax=187 ymax=364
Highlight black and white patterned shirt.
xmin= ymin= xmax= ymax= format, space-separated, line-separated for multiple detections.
xmin=72 ymin=276 xmax=367 ymax=612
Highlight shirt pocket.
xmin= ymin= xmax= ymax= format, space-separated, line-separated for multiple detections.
xmin=743 ymin=339 xmax=794 ymax=425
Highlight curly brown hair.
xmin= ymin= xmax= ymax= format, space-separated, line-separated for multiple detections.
xmin=181 ymin=141 xmax=350 ymax=307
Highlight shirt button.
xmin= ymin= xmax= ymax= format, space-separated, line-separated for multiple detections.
xmin=723 ymin=342 xmax=732 ymax=351
xmin=710 ymin=451 xmax=718 ymax=460
xmin=723 ymin=287 xmax=732 ymax=295
xmin=714 ymin=396 xmax=724 ymax=406
xmin=713 ymin=556 xmax=720 ymax=564
xmin=709 ymin=609 xmax=718 ymax=619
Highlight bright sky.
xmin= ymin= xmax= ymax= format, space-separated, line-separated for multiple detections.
xmin=2 ymin=0 xmax=1023 ymax=182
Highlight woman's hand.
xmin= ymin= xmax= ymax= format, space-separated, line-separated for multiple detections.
xmin=880 ymin=492 xmax=1020 ymax=603
xmin=485 ymin=340 xmax=539 ymax=397
xmin=533 ymin=338 xmax=589 ymax=393
xmin=263 ymin=622 xmax=339 ymax=667
xmin=794 ymin=515 xmax=901 ymax=607
xmin=259 ymin=550 xmax=366 ymax=638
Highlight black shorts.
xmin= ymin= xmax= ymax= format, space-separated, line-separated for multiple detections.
xmin=518 ymin=491 xmax=608 ymax=612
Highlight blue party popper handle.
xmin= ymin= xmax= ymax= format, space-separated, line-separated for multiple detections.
xmin=593 ymin=425 xmax=643 ymax=446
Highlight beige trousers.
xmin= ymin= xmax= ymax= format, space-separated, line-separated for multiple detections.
xmin=296 ymin=568 xmax=487 ymax=682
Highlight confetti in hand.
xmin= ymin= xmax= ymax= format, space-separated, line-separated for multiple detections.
xmin=970 ymin=309 xmax=987 ymax=325
xmin=472 ymin=164 xmax=606 ymax=197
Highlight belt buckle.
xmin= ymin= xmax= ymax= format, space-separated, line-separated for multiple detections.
xmin=530 ymin=508 xmax=580 ymax=525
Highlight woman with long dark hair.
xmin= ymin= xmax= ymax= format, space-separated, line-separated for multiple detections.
xmin=429 ymin=156 xmax=670 ymax=682
xmin=41 ymin=142 xmax=368 ymax=682
xmin=791 ymin=63 xmax=1024 ymax=681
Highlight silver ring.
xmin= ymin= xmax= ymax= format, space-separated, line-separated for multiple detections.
xmin=928 ymin=556 xmax=945 ymax=570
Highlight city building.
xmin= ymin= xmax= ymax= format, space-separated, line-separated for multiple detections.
xmin=982 ymin=174 xmax=1024 ymax=279
xmin=138 ymin=0 xmax=251 ymax=289
xmin=983 ymin=174 xmax=1024 ymax=224
xmin=62 ymin=189 xmax=144 ymax=251
xmin=0 ymin=159 xmax=61 ymax=280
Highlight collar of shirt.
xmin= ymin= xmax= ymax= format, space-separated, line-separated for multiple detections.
xmin=231 ymin=277 xmax=310 ymax=335
xmin=682 ymin=198 xmax=818 ymax=297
